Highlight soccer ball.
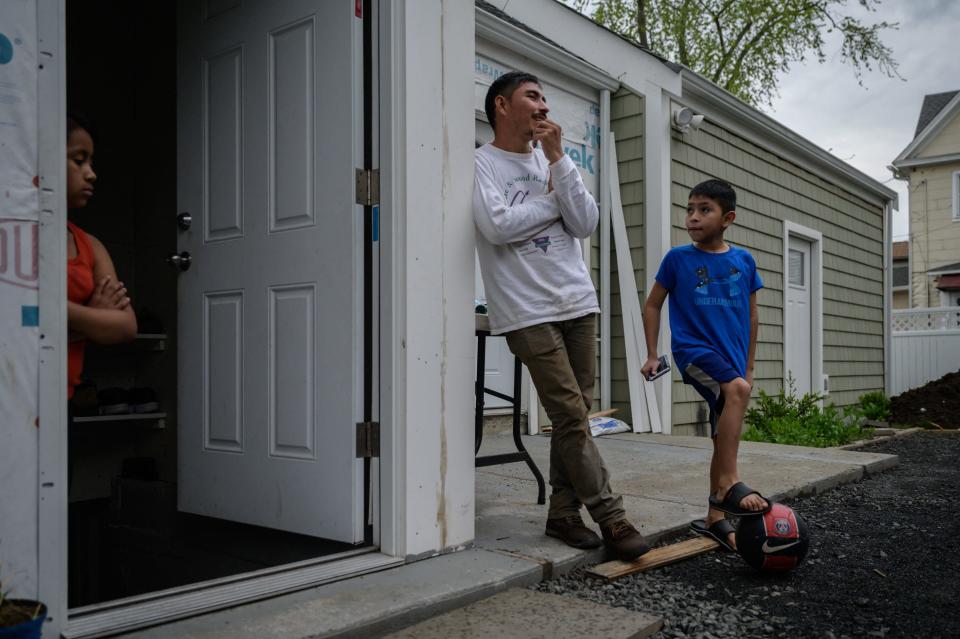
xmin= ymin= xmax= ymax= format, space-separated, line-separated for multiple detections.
xmin=736 ymin=503 xmax=810 ymax=572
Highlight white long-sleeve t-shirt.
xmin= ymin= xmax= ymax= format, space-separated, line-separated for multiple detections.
xmin=474 ymin=143 xmax=600 ymax=334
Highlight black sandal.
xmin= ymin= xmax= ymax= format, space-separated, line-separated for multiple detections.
xmin=708 ymin=481 xmax=771 ymax=516
xmin=690 ymin=518 xmax=737 ymax=553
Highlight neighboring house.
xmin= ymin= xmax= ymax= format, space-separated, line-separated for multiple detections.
xmin=892 ymin=90 xmax=960 ymax=308
xmin=0 ymin=1 xmax=895 ymax=636
xmin=892 ymin=241 xmax=910 ymax=309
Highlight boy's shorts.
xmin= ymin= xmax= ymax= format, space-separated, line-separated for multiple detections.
xmin=680 ymin=352 xmax=741 ymax=438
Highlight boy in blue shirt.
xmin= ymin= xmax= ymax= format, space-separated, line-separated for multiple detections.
xmin=641 ymin=179 xmax=770 ymax=553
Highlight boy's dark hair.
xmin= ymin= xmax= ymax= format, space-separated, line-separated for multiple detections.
xmin=484 ymin=70 xmax=540 ymax=130
xmin=690 ymin=179 xmax=736 ymax=213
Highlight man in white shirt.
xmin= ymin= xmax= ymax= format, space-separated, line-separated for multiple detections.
xmin=474 ymin=71 xmax=649 ymax=560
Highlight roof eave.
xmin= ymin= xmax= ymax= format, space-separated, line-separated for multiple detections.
xmin=893 ymin=91 xmax=960 ymax=165
xmin=475 ymin=5 xmax=619 ymax=91
xmin=892 ymin=152 xmax=960 ymax=170
xmin=680 ymin=72 xmax=897 ymax=205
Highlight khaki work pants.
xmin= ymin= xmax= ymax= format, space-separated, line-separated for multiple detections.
xmin=505 ymin=313 xmax=625 ymax=526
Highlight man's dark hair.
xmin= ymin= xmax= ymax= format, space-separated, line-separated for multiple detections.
xmin=484 ymin=70 xmax=540 ymax=130
xmin=689 ymin=179 xmax=736 ymax=213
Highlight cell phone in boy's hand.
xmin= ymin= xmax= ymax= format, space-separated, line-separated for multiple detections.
xmin=646 ymin=355 xmax=671 ymax=381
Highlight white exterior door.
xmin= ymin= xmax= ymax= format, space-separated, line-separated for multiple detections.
xmin=176 ymin=0 xmax=365 ymax=542
xmin=786 ymin=236 xmax=812 ymax=395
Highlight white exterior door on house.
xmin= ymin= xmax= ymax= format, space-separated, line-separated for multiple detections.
xmin=176 ymin=0 xmax=365 ymax=543
xmin=786 ymin=236 xmax=813 ymax=395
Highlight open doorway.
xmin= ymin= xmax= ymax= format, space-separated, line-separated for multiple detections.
xmin=66 ymin=0 xmax=373 ymax=609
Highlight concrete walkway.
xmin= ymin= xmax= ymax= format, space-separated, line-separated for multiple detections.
xmin=122 ymin=432 xmax=896 ymax=638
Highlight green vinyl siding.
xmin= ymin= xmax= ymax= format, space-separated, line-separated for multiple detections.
xmin=608 ymin=89 xmax=645 ymax=424
xmin=669 ymin=121 xmax=885 ymax=435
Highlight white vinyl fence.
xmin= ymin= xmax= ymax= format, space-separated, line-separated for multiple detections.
xmin=891 ymin=307 xmax=960 ymax=395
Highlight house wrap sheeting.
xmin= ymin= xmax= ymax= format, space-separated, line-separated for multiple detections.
xmin=0 ymin=0 xmax=41 ymax=596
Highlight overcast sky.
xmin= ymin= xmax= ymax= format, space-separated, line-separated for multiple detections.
xmin=763 ymin=0 xmax=960 ymax=240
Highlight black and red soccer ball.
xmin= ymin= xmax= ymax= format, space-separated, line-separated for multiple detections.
xmin=736 ymin=503 xmax=810 ymax=572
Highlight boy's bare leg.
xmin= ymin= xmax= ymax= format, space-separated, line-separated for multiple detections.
xmin=705 ymin=377 xmax=768 ymax=549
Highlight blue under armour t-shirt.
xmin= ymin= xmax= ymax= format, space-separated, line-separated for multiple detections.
xmin=655 ymin=244 xmax=763 ymax=377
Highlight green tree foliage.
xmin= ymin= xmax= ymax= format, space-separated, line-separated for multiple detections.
xmin=567 ymin=0 xmax=900 ymax=107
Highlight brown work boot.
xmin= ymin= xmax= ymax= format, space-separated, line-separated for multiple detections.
xmin=600 ymin=519 xmax=650 ymax=560
xmin=545 ymin=514 xmax=602 ymax=549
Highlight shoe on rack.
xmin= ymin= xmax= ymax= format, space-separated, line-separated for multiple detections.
xmin=545 ymin=513 xmax=602 ymax=549
xmin=600 ymin=519 xmax=650 ymax=561
xmin=98 ymin=387 xmax=130 ymax=415
xmin=129 ymin=387 xmax=160 ymax=414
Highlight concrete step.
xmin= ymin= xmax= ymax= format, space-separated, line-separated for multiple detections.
xmin=385 ymin=588 xmax=662 ymax=639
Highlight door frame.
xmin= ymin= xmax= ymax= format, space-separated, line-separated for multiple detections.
xmin=37 ymin=0 xmax=70 ymax=636
xmin=35 ymin=1 xmax=403 ymax=636
xmin=782 ymin=220 xmax=823 ymax=397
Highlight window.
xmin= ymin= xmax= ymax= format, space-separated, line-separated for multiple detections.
xmin=892 ymin=264 xmax=909 ymax=288
xmin=788 ymin=248 xmax=805 ymax=287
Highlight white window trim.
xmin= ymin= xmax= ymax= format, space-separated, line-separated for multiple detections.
xmin=37 ymin=1 xmax=69 ymax=635
xmin=782 ymin=221 xmax=824 ymax=398
xmin=952 ymin=170 xmax=960 ymax=221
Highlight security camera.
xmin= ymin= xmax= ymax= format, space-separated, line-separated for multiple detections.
xmin=672 ymin=107 xmax=693 ymax=129
xmin=671 ymin=107 xmax=703 ymax=134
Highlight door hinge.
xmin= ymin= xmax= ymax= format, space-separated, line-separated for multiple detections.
xmin=355 ymin=168 xmax=380 ymax=207
xmin=356 ymin=421 xmax=380 ymax=458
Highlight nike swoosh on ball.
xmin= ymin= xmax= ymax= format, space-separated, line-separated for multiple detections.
xmin=761 ymin=540 xmax=800 ymax=553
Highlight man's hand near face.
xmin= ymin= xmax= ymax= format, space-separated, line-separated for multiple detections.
xmin=533 ymin=118 xmax=564 ymax=164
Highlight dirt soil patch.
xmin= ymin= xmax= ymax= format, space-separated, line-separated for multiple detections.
xmin=890 ymin=370 xmax=960 ymax=428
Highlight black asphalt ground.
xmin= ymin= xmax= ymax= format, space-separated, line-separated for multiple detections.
xmin=538 ymin=431 xmax=960 ymax=638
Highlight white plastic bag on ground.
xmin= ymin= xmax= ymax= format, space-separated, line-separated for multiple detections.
xmin=589 ymin=416 xmax=631 ymax=437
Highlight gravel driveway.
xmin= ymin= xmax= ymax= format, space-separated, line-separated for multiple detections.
xmin=534 ymin=431 xmax=960 ymax=638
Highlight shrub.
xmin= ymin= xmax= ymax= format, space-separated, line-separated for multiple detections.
xmin=857 ymin=390 xmax=891 ymax=421
xmin=742 ymin=376 xmax=873 ymax=447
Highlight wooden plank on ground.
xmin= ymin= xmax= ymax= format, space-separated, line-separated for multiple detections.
xmin=585 ymin=537 xmax=720 ymax=581
xmin=588 ymin=408 xmax=620 ymax=419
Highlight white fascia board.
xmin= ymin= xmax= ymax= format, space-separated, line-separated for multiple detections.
xmin=893 ymin=92 xmax=960 ymax=164
xmin=680 ymin=72 xmax=898 ymax=208
xmin=893 ymin=152 xmax=960 ymax=169
xmin=494 ymin=0 xmax=681 ymax=95
xmin=475 ymin=8 xmax=618 ymax=91
xmin=927 ymin=266 xmax=960 ymax=275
